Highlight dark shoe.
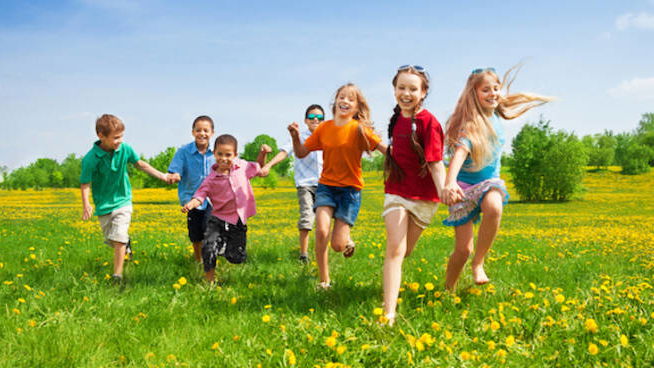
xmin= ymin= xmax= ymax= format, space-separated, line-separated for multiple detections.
xmin=298 ymin=254 xmax=309 ymax=264
xmin=125 ymin=239 xmax=132 ymax=257
xmin=111 ymin=274 xmax=124 ymax=284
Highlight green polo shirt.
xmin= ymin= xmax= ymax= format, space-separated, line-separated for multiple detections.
xmin=80 ymin=141 xmax=140 ymax=216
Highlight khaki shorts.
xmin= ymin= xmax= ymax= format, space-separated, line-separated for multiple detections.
xmin=382 ymin=194 xmax=438 ymax=229
xmin=296 ymin=186 xmax=317 ymax=230
xmin=98 ymin=205 xmax=132 ymax=245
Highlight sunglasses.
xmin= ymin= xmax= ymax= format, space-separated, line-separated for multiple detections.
xmin=398 ymin=64 xmax=426 ymax=73
xmin=471 ymin=67 xmax=496 ymax=75
xmin=306 ymin=113 xmax=324 ymax=121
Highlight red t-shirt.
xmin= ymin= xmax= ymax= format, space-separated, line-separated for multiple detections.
xmin=384 ymin=109 xmax=444 ymax=201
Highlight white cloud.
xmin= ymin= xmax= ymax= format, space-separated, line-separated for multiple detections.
xmin=608 ymin=77 xmax=654 ymax=100
xmin=616 ymin=12 xmax=654 ymax=30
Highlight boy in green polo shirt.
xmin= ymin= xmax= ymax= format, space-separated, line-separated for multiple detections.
xmin=80 ymin=114 xmax=178 ymax=282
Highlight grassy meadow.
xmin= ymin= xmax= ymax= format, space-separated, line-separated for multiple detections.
xmin=1 ymin=169 xmax=653 ymax=367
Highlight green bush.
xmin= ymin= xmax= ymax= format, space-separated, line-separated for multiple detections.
xmin=510 ymin=119 xmax=587 ymax=201
xmin=617 ymin=141 xmax=652 ymax=175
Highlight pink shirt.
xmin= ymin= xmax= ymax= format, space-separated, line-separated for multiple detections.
xmin=193 ymin=158 xmax=261 ymax=225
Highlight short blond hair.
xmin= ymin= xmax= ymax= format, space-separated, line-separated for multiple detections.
xmin=96 ymin=114 xmax=125 ymax=136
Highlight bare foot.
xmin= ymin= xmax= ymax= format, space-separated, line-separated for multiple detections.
xmin=472 ymin=264 xmax=490 ymax=285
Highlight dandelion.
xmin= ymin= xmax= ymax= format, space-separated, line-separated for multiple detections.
xmin=468 ymin=287 xmax=482 ymax=296
xmin=584 ymin=318 xmax=599 ymax=333
xmin=431 ymin=322 xmax=441 ymax=331
xmin=3 ymin=281 xmax=13 ymax=285
xmin=373 ymin=308 xmax=383 ymax=316
xmin=368 ymin=253 xmax=375 ymax=259
xmin=336 ymin=345 xmax=346 ymax=354
xmin=620 ymin=334 xmax=629 ymax=347
xmin=144 ymin=352 xmax=155 ymax=360
xmin=409 ymin=282 xmax=420 ymax=292
xmin=172 ymin=283 xmax=181 ymax=290
xmin=17 ymin=298 xmax=25 ymax=303
xmin=325 ymin=336 xmax=337 ymax=348
xmin=453 ymin=297 xmax=461 ymax=304
xmin=424 ymin=282 xmax=434 ymax=291
xmin=487 ymin=341 xmax=496 ymax=350
xmin=361 ymin=344 xmax=371 ymax=351
xmin=23 ymin=285 xmax=32 ymax=291
xmin=166 ymin=354 xmax=176 ymax=362
xmin=27 ymin=320 xmax=37 ymax=327
xmin=230 ymin=297 xmax=237 ymax=304
xmin=460 ymin=351 xmax=471 ymax=361
xmin=505 ymin=335 xmax=515 ymax=347
xmin=262 ymin=315 xmax=271 ymax=323
xmin=178 ymin=277 xmax=187 ymax=286
xmin=490 ymin=321 xmax=500 ymax=331
xmin=496 ymin=349 xmax=507 ymax=358
xmin=555 ymin=294 xmax=565 ymax=303
xmin=588 ymin=343 xmax=599 ymax=355
xmin=285 ymin=349 xmax=297 ymax=365
xmin=524 ymin=292 xmax=534 ymax=299
xmin=12 ymin=308 xmax=20 ymax=315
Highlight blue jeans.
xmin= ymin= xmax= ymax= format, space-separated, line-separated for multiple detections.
xmin=314 ymin=184 xmax=362 ymax=226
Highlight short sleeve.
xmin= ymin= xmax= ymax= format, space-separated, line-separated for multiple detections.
xmin=362 ymin=127 xmax=382 ymax=151
xmin=79 ymin=154 xmax=96 ymax=184
xmin=457 ymin=137 xmax=472 ymax=152
xmin=303 ymin=126 xmax=322 ymax=152
xmin=423 ymin=116 xmax=444 ymax=162
xmin=245 ymin=160 xmax=261 ymax=179
xmin=124 ymin=143 xmax=140 ymax=164
xmin=168 ymin=146 xmax=184 ymax=174
xmin=279 ymin=139 xmax=293 ymax=155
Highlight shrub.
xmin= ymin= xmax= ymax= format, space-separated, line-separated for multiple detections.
xmin=510 ymin=119 xmax=587 ymax=201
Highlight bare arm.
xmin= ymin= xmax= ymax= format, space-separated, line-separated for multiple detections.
xmin=428 ymin=161 xmax=446 ymax=200
xmin=443 ymin=146 xmax=467 ymax=205
xmin=375 ymin=142 xmax=388 ymax=155
xmin=288 ymin=122 xmax=310 ymax=158
xmin=81 ymin=183 xmax=93 ymax=220
xmin=134 ymin=160 xmax=178 ymax=184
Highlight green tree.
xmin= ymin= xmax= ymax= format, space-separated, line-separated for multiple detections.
xmin=60 ymin=154 xmax=82 ymax=187
xmin=143 ymin=147 xmax=177 ymax=188
xmin=510 ymin=118 xmax=587 ymax=201
xmin=582 ymin=131 xmax=616 ymax=170
xmin=242 ymin=135 xmax=283 ymax=187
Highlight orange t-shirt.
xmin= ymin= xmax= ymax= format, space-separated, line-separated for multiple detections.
xmin=303 ymin=119 xmax=381 ymax=190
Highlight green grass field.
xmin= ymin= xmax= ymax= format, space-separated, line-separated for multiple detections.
xmin=1 ymin=169 xmax=653 ymax=367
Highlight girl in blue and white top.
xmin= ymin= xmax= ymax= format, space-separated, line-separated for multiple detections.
xmin=442 ymin=65 xmax=551 ymax=290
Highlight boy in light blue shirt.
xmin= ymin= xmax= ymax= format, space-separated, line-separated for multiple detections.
xmin=168 ymin=116 xmax=216 ymax=262
xmin=266 ymin=104 xmax=324 ymax=263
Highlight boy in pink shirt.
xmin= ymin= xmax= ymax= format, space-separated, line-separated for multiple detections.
xmin=182 ymin=134 xmax=273 ymax=282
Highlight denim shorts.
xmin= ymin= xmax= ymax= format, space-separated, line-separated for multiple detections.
xmin=187 ymin=205 xmax=212 ymax=242
xmin=314 ymin=183 xmax=362 ymax=226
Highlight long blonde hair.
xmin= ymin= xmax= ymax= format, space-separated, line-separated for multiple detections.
xmin=445 ymin=65 xmax=552 ymax=170
xmin=332 ymin=83 xmax=375 ymax=152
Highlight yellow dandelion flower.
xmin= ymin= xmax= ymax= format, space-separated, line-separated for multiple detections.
xmin=3 ymin=281 xmax=13 ymax=285
xmin=460 ymin=351 xmax=471 ymax=361
xmin=588 ymin=343 xmax=599 ymax=355
xmin=505 ymin=335 xmax=516 ymax=347
xmin=487 ymin=341 xmax=496 ymax=350
xmin=373 ymin=307 xmax=383 ymax=316
xmin=453 ymin=297 xmax=461 ymax=304
xmin=620 ymin=334 xmax=629 ymax=347
xmin=415 ymin=340 xmax=425 ymax=351
xmin=23 ymin=285 xmax=32 ymax=291
xmin=325 ymin=336 xmax=337 ymax=348
xmin=285 ymin=349 xmax=297 ymax=365
xmin=584 ymin=318 xmax=599 ymax=333
xmin=368 ymin=253 xmax=375 ymax=259
xmin=306 ymin=334 xmax=314 ymax=342
xmin=233 ymin=335 xmax=240 ymax=341
xmin=490 ymin=321 xmax=501 ymax=331
xmin=555 ymin=294 xmax=565 ymax=303
xmin=336 ymin=345 xmax=346 ymax=354
xmin=599 ymin=339 xmax=608 ymax=347
xmin=431 ymin=322 xmax=441 ymax=330
xmin=264 ymin=304 xmax=272 ymax=309
xmin=424 ymin=282 xmax=434 ymax=291
xmin=172 ymin=283 xmax=181 ymax=290
xmin=524 ymin=292 xmax=534 ymax=299
xmin=496 ymin=349 xmax=507 ymax=358
xmin=144 ymin=352 xmax=155 ymax=360
xmin=409 ymin=282 xmax=420 ymax=292
xmin=17 ymin=298 xmax=25 ymax=303
xmin=178 ymin=277 xmax=187 ymax=286
xmin=468 ymin=287 xmax=482 ymax=296
xmin=361 ymin=344 xmax=371 ymax=351
xmin=166 ymin=354 xmax=176 ymax=362
xmin=262 ymin=315 xmax=271 ymax=323
xmin=211 ymin=342 xmax=220 ymax=350
xmin=265 ymin=348 xmax=272 ymax=356
xmin=12 ymin=308 xmax=20 ymax=315
xmin=27 ymin=320 xmax=37 ymax=327
xmin=231 ymin=297 xmax=237 ymax=304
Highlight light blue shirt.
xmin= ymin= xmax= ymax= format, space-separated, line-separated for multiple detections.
xmin=168 ymin=142 xmax=215 ymax=209
xmin=281 ymin=130 xmax=322 ymax=187
xmin=456 ymin=114 xmax=505 ymax=184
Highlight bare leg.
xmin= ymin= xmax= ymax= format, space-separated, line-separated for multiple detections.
xmin=204 ymin=268 xmax=215 ymax=282
xmin=314 ymin=206 xmax=334 ymax=284
xmin=445 ymin=221 xmax=474 ymax=290
xmin=299 ymin=229 xmax=310 ymax=255
xmin=112 ymin=241 xmax=127 ymax=276
xmin=192 ymin=241 xmax=203 ymax=263
xmin=471 ymin=189 xmax=503 ymax=285
xmin=330 ymin=219 xmax=351 ymax=252
xmin=382 ymin=209 xmax=425 ymax=324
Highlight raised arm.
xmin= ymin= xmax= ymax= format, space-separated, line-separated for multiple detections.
xmin=134 ymin=160 xmax=179 ymax=184
xmin=81 ymin=183 xmax=93 ymax=220
xmin=288 ymin=122 xmax=310 ymax=158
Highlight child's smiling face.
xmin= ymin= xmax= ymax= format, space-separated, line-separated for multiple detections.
xmin=476 ymin=74 xmax=501 ymax=115
xmin=192 ymin=120 xmax=214 ymax=150
xmin=334 ymin=87 xmax=358 ymax=119
xmin=214 ymin=143 xmax=237 ymax=172
xmin=394 ymin=72 xmax=426 ymax=117
xmin=98 ymin=128 xmax=124 ymax=151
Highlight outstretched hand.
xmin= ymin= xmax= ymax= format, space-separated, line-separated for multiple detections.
xmin=442 ymin=183 xmax=465 ymax=206
xmin=165 ymin=173 xmax=181 ymax=185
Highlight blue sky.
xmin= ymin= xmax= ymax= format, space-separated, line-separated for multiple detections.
xmin=1 ymin=0 xmax=654 ymax=169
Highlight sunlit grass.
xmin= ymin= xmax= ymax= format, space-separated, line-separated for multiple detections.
xmin=1 ymin=169 xmax=653 ymax=367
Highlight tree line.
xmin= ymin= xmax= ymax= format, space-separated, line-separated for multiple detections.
xmin=2 ymin=114 xmax=653 ymax=200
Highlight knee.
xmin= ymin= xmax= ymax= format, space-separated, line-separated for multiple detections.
xmin=451 ymin=247 xmax=472 ymax=260
xmin=386 ymin=244 xmax=406 ymax=260
xmin=483 ymin=203 xmax=503 ymax=220
xmin=315 ymin=227 xmax=330 ymax=241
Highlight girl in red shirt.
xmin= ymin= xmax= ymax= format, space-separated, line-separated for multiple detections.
xmin=381 ymin=65 xmax=451 ymax=325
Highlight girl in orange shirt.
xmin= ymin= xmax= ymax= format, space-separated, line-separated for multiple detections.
xmin=289 ymin=83 xmax=387 ymax=289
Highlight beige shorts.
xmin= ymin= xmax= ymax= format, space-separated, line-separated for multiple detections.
xmin=382 ymin=194 xmax=438 ymax=229
xmin=98 ymin=205 xmax=132 ymax=245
